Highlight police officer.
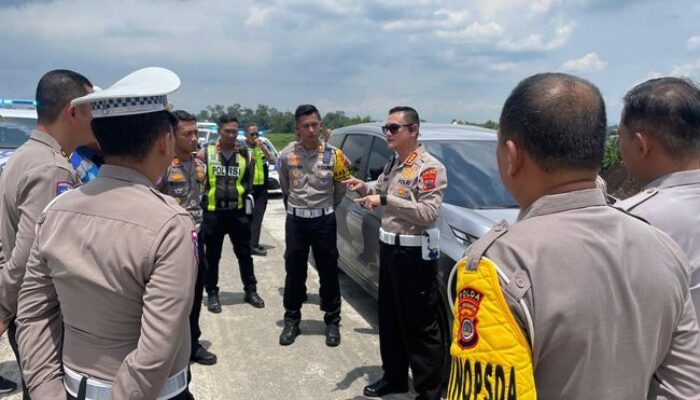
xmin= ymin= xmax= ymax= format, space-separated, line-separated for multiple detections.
xmin=615 ymin=77 xmax=700 ymax=313
xmin=0 ymin=69 xmax=94 ymax=399
xmin=346 ymin=107 xmax=447 ymax=400
xmin=278 ymin=104 xmax=350 ymax=347
xmin=198 ymin=114 xmax=264 ymax=311
xmin=446 ymin=73 xmax=700 ymax=399
xmin=245 ymin=122 xmax=275 ymax=257
xmin=157 ymin=109 xmax=217 ymax=366
xmin=15 ymin=67 xmax=196 ymax=399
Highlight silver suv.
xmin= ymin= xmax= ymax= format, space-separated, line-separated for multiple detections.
xmin=330 ymin=122 xmax=518 ymax=343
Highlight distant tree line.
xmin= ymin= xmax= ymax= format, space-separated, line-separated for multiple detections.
xmin=450 ymin=119 xmax=499 ymax=130
xmin=196 ymin=104 xmax=373 ymax=133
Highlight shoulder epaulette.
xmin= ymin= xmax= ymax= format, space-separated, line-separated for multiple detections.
xmin=616 ymin=188 xmax=659 ymax=212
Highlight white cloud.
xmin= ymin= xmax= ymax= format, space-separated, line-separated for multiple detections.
xmin=499 ymin=21 xmax=575 ymax=51
xmin=688 ymin=36 xmax=700 ymax=50
xmin=671 ymin=60 xmax=700 ymax=78
xmin=245 ymin=5 xmax=272 ymax=27
xmin=490 ymin=62 xmax=520 ymax=72
xmin=559 ymin=52 xmax=607 ymax=72
xmin=435 ymin=21 xmax=504 ymax=41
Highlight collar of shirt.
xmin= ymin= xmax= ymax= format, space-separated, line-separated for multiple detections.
xmin=644 ymin=169 xmax=700 ymax=191
xmin=394 ymin=143 xmax=427 ymax=169
xmin=518 ymin=188 xmax=606 ymax=221
xmin=30 ymin=129 xmax=67 ymax=158
xmin=99 ymin=164 xmax=154 ymax=187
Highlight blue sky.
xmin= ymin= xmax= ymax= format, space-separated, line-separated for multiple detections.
xmin=1 ymin=0 xmax=699 ymax=124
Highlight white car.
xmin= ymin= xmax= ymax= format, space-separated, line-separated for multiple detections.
xmin=0 ymin=100 xmax=37 ymax=174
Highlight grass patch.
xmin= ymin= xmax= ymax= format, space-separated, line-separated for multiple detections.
xmin=266 ymin=133 xmax=295 ymax=152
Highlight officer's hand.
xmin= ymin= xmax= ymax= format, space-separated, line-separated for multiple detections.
xmin=355 ymin=195 xmax=380 ymax=212
xmin=344 ymin=177 xmax=366 ymax=195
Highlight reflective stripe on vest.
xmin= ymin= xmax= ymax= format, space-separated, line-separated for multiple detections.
xmin=448 ymin=257 xmax=536 ymax=400
xmin=206 ymin=144 xmax=246 ymax=211
xmin=253 ymin=147 xmax=265 ymax=186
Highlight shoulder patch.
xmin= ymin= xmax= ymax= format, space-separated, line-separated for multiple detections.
xmin=419 ymin=168 xmax=437 ymax=191
xmin=55 ymin=181 xmax=73 ymax=195
xmin=405 ymin=151 xmax=418 ymax=165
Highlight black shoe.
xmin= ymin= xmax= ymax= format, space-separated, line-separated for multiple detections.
xmin=363 ymin=379 xmax=408 ymax=398
xmin=190 ymin=346 xmax=218 ymax=365
xmin=251 ymin=247 xmax=267 ymax=256
xmin=0 ymin=376 xmax=17 ymax=394
xmin=279 ymin=323 xmax=300 ymax=346
xmin=244 ymin=291 xmax=265 ymax=308
xmin=207 ymin=293 xmax=221 ymax=313
xmin=325 ymin=324 xmax=340 ymax=347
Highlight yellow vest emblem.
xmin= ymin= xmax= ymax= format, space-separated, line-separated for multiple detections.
xmin=448 ymin=257 xmax=536 ymax=400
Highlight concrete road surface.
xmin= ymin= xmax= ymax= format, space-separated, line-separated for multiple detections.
xmin=0 ymin=195 xmax=419 ymax=399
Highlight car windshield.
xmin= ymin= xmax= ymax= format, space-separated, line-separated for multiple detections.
xmin=424 ymin=140 xmax=517 ymax=209
xmin=0 ymin=117 xmax=34 ymax=149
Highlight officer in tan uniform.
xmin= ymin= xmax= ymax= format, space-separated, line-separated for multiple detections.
xmin=0 ymin=69 xmax=94 ymax=399
xmin=615 ymin=77 xmax=700 ymax=317
xmin=447 ymin=73 xmax=700 ymax=399
xmin=346 ymin=106 xmax=447 ymax=400
xmin=245 ymin=122 xmax=275 ymax=257
xmin=15 ymin=67 xmax=197 ymax=400
xmin=277 ymin=104 xmax=351 ymax=347
xmin=157 ymin=109 xmax=217 ymax=366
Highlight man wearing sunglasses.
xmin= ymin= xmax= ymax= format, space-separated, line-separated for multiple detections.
xmin=345 ymin=107 xmax=447 ymax=400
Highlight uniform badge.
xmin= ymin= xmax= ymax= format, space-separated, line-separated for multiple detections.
xmin=420 ymin=168 xmax=437 ymax=191
xmin=195 ymin=165 xmax=206 ymax=181
xmin=457 ymin=288 xmax=483 ymax=349
xmin=293 ymin=179 xmax=300 ymax=187
xmin=396 ymin=187 xmax=406 ymax=197
xmin=55 ymin=181 xmax=73 ymax=195
xmin=169 ymin=172 xmax=185 ymax=182
xmin=401 ymin=165 xmax=417 ymax=178
xmin=405 ymin=151 xmax=418 ymax=165
xmin=289 ymin=154 xmax=302 ymax=167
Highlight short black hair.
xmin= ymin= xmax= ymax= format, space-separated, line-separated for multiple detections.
xmin=172 ymin=109 xmax=196 ymax=123
xmin=218 ymin=113 xmax=239 ymax=127
xmin=389 ymin=106 xmax=420 ymax=125
xmin=499 ymin=72 xmax=607 ymax=172
xmin=91 ymin=111 xmax=176 ymax=159
xmin=622 ymin=77 xmax=700 ymax=155
xmin=294 ymin=104 xmax=321 ymax=122
xmin=35 ymin=69 xmax=92 ymax=124
xmin=245 ymin=122 xmax=258 ymax=130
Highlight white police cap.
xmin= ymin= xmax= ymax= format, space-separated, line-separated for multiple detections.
xmin=71 ymin=67 xmax=180 ymax=119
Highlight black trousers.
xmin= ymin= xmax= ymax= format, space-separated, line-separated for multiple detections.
xmin=202 ymin=209 xmax=257 ymax=295
xmin=378 ymin=243 xmax=443 ymax=400
xmin=190 ymin=232 xmax=206 ymax=353
xmin=8 ymin=320 xmax=30 ymax=399
xmin=283 ymin=213 xmax=340 ymax=325
xmin=250 ymin=185 xmax=268 ymax=248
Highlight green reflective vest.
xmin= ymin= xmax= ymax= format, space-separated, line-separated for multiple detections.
xmin=205 ymin=144 xmax=247 ymax=211
xmin=253 ymin=147 xmax=266 ymax=186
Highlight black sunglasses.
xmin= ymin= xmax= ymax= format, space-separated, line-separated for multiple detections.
xmin=381 ymin=123 xmax=413 ymax=134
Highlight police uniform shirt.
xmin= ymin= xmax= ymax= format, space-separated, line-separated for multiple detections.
xmin=0 ymin=129 xmax=81 ymax=323
xmin=278 ymin=142 xmax=349 ymax=209
xmin=615 ymin=170 xmax=700 ymax=285
xmin=158 ymin=156 xmax=206 ymax=225
xmin=15 ymin=165 xmax=197 ymax=399
xmin=370 ymin=144 xmax=447 ymax=235
xmin=475 ymin=189 xmax=700 ymax=398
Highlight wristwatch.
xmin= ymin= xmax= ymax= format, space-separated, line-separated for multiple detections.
xmin=380 ymin=195 xmax=387 ymax=206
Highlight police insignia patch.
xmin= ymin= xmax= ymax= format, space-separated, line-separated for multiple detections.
xmin=457 ymin=287 xmax=483 ymax=349
xmin=169 ymin=172 xmax=185 ymax=182
xmin=55 ymin=181 xmax=73 ymax=195
xmin=420 ymin=168 xmax=437 ymax=191
xmin=405 ymin=152 xmax=418 ymax=165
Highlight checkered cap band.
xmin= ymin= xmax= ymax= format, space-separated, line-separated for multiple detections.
xmin=90 ymin=95 xmax=168 ymax=118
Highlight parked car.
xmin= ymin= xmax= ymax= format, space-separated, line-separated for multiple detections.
xmin=330 ymin=122 xmax=518 ymax=366
xmin=0 ymin=101 xmax=37 ymax=175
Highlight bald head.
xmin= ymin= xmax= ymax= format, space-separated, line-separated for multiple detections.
xmin=499 ymin=72 xmax=607 ymax=172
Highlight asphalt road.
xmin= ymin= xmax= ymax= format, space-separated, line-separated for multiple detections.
xmin=0 ymin=195 xmax=418 ymax=399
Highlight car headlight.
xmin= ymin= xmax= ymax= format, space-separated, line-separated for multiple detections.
xmin=449 ymin=226 xmax=478 ymax=246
